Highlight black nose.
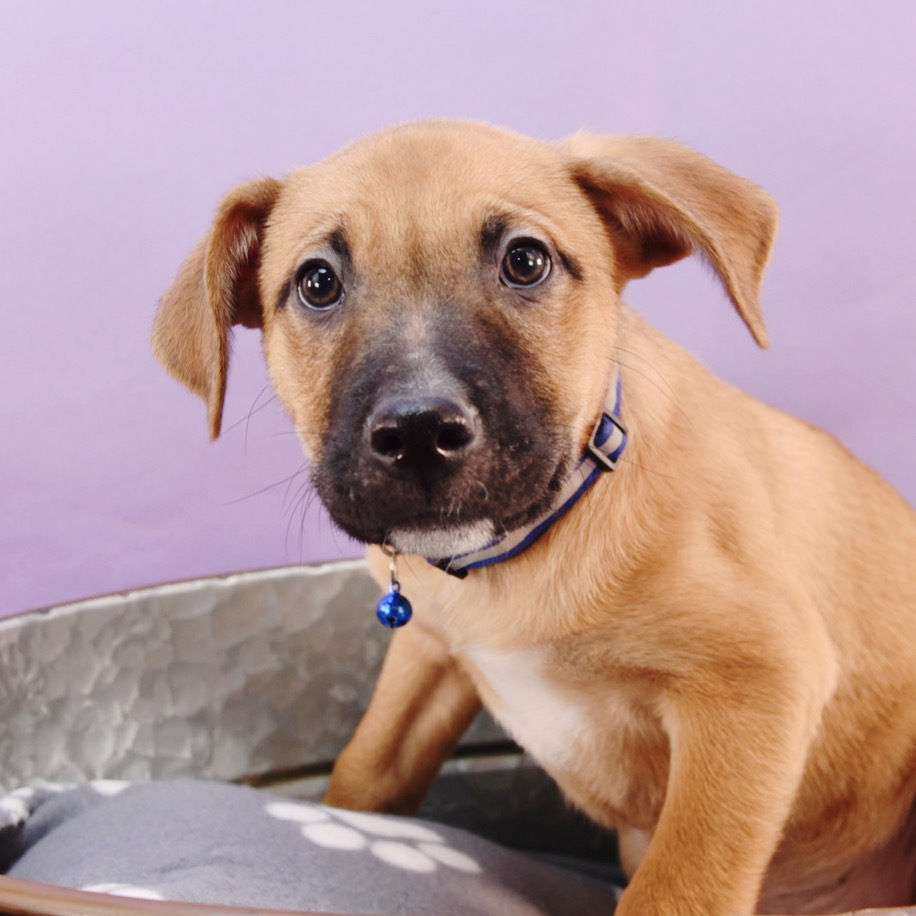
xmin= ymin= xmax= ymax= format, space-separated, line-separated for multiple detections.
xmin=368 ymin=397 xmax=478 ymax=472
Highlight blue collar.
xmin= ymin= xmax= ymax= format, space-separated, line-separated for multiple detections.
xmin=428 ymin=371 xmax=627 ymax=578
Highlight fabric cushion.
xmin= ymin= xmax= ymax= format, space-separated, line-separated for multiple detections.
xmin=1 ymin=779 xmax=620 ymax=914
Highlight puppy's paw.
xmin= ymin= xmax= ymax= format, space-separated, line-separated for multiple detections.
xmin=0 ymin=791 xmax=32 ymax=833
xmin=0 ymin=782 xmax=76 ymax=833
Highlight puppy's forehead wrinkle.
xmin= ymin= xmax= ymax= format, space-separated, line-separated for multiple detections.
xmin=480 ymin=214 xmax=509 ymax=255
xmin=288 ymin=222 xmax=352 ymax=266
xmin=328 ymin=226 xmax=350 ymax=260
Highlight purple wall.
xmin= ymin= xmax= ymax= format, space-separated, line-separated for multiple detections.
xmin=2 ymin=2 xmax=914 ymax=616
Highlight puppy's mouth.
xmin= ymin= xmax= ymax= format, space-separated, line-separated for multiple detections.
xmin=315 ymin=444 xmax=570 ymax=557
xmin=386 ymin=520 xmax=498 ymax=557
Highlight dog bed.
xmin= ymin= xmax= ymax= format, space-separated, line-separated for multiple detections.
xmin=0 ymin=778 xmax=621 ymax=915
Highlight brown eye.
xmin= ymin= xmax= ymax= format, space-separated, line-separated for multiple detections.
xmin=500 ymin=239 xmax=551 ymax=288
xmin=296 ymin=260 xmax=343 ymax=310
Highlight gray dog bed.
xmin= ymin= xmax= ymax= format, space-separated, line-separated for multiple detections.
xmin=0 ymin=779 xmax=621 ymax=914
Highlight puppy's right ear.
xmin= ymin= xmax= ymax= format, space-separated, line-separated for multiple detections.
xmin=153 ymin=177 xmax=281 ymax=439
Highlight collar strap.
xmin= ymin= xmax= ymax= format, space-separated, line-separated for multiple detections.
xmin=428 ymin=370 xmax=627 ymax=578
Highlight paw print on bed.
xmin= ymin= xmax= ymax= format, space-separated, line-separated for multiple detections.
xmin=264 ymin=801 xmax=482 ymax=875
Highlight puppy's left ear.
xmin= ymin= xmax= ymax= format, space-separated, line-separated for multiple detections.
xmin=561 ymin=134 xmax=777 ymax=348
xmin=153 ymin=177 xmax=282 ymax=439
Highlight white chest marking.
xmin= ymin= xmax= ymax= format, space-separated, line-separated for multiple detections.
xmin=463 ymin=647 xmax=588 ymax=770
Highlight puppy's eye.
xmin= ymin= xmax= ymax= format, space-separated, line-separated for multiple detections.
xmin=296 ymin=260 xmax=343 ymax=310
xmin=500 ymin=239 xmax=551 ymax=288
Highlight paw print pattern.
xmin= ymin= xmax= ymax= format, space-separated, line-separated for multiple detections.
xmin=80 ymin=882 xmax=166 ymax=900
xmin=264 ymin=801 xmax=482 ymax=875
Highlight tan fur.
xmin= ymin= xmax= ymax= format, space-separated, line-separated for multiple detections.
xmin=154 ymin=120 xmax=916 ymax=915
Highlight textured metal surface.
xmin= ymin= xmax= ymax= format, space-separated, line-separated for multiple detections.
xmin=0 ymin=561 xmax=503 ymax=791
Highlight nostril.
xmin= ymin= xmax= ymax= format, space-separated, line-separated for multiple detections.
xmin=371 ymin=427 xmax=405 ymax=460
xmin=435 ymin=422 xmax=473 ymax=455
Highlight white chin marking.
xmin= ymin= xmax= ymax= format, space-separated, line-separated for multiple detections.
xmin=389 ymin=521 xmax=496 ymax=557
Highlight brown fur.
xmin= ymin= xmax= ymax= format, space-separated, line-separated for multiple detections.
xmin=154 ymin=120 xmax=916 ymax=915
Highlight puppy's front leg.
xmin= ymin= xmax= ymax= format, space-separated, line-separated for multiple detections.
xmin=324 ymin=625 xmax=481 ymax=814
xmin=617 ymin=677 xmax=823 ymax=916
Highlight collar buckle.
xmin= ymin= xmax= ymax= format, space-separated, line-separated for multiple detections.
xmin=586 ymin=411 xmax=627 ymax=472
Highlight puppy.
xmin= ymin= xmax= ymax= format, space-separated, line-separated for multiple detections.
xmin=154 ymin=120 xmax=916 ymax=915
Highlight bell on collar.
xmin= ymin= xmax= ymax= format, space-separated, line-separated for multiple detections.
xmin=376 ymin=545 xmax=412 ymax=628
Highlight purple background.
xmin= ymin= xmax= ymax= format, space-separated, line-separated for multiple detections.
xmin=2 ymin=1 xmax=914 ymax=616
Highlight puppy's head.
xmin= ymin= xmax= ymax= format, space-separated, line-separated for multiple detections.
xmin=154 ymin=120 xmax=776 ymax=555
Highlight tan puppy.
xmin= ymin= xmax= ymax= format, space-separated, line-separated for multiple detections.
xmin=154 ymin=121 xmax=916 ymax=915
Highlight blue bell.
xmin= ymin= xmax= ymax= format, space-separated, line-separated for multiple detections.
xmin=376 ymin=589 xmax=413 ymax=628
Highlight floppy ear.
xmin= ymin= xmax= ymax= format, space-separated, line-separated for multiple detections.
xmin=153 ymin=177 xmax=282 ymax=438
xmin=560 ymin=134 xmax=777 ymax=348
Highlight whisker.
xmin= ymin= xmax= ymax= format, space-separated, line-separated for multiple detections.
xmin=283 ymin=464 xmax=311 ymax=508
xmin=614 ymin=347 xmax=697 ymax=433
xmin=285 ymin=482 xmax=315 ymax=558
xmin=223 ymin=385 xmax=278 ymax=451
xmin=225 ymin=464 xmax=310 ymax=506
xmin=615 ymin=454 xmax=685 ymax=482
